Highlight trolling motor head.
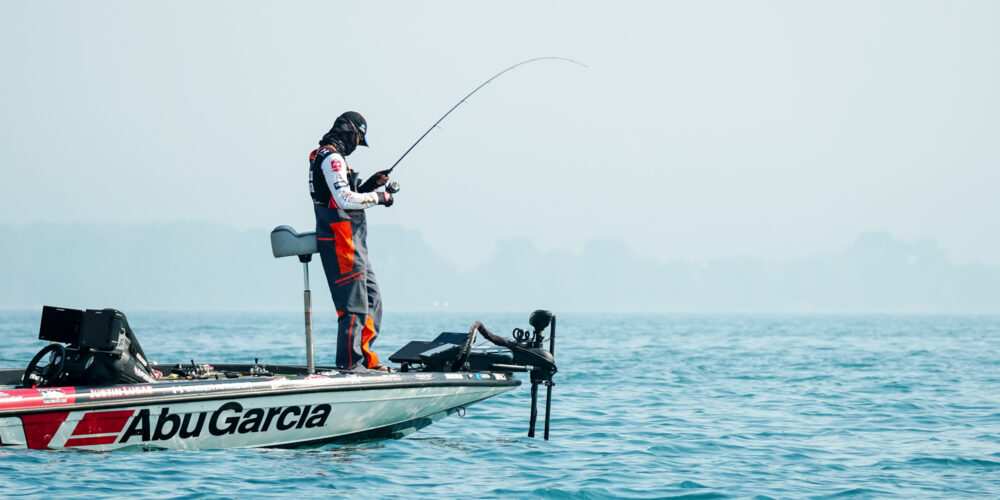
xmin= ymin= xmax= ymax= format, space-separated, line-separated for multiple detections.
xmin=529 ymin=309 xmax=553 ymax=334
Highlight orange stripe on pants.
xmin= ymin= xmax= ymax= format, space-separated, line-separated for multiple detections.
xmin=330 ymin=221 xmax=355 ymax=275
xmin=362 ymin=315 xmax=379 ymax=368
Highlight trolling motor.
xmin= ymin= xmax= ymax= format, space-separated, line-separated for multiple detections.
xmin=387 ymin=309 xmax=559 ymax=439
xmin=526 ymin=310 xmax=557 ymax=440
xmin=522 ymin=310 xmax=557 ymax=440
xmin=476 ymin=310 xmax=559 ymax=440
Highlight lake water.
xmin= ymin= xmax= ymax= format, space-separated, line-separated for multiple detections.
xmin=2 ymin=311 xmax=1000 ymax=498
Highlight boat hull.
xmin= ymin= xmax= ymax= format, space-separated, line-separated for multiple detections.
xmin=0 ymin=371 xmax=518 ymax=451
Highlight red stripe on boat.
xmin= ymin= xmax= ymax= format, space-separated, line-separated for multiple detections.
xmin=65 ymin=435 xmax=120 ymax=447
xmin=20 ymin=412 xmax=70 ymax=449
xmin=71 ymin=409 xmax=135 ymax=436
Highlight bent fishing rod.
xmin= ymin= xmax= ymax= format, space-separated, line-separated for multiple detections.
xmin=387 ymin=56 xmax=588 ymax=174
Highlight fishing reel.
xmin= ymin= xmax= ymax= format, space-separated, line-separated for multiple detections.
xmin=385 ymin=180 xmax=400 ymax=193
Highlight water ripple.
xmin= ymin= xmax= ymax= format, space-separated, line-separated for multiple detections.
xmin=3 ymin=313 xmax=1000 ymax=497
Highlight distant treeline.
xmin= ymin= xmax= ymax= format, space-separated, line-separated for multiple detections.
xmin=0 ymin=223 xmax=997 ymax=313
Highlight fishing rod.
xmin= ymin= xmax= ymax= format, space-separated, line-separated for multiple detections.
xmin=387 ymin=56 xmax=588 ymax=174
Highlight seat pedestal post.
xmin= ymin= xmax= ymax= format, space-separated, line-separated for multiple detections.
xmin=300 ymin=255 xmax=315 ymax=374
xmin=270 ymin=225 xmax=321 ymax=374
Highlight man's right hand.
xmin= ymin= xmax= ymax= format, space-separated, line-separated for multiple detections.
xmin=377 ymin=192 xmax=394 ymax=207
xmin=359 ymin=169 xmax=391 ymax=193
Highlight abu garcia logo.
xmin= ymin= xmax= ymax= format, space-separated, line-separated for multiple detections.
xmin=119 ymin=401 xmax=331 ymax=443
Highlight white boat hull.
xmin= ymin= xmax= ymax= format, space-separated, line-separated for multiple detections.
xmin=0 ymin=372 xmax=518 ymax=451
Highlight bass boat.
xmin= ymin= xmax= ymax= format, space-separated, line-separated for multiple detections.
xmin=0 ymin=226 xmax=559 ymax=451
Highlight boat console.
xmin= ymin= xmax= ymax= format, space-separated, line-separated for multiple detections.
xmin=23 ymin=306 xmax=157 ymax=388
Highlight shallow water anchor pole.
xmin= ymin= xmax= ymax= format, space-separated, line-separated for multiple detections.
xmin=543 ymin=315 xmax=556 ymax=440
xmin=300 ymin=255 xmax=315 ymax=374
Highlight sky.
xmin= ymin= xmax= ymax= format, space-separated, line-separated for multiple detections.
xmin=1 ymin=0 xmax=998 ymax=271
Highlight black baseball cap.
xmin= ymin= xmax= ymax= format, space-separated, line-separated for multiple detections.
xmin=336 ymin=111 xmax=368 ymax=147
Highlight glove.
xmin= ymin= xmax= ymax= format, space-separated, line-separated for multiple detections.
xmin=377 ymin=191 xmax=394 ymax=207
xmin=358 ymin=169 xmax=391 ymax=193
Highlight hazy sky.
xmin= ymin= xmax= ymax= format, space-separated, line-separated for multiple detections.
xmin=1 ymin=1 xmax=997 ymax=270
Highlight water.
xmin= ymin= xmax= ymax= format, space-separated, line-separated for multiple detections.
xmin=2 ymin=311 xmax=1000 ymax=498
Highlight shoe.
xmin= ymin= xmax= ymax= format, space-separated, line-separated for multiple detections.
xmin=371 ymin=364 xmax=390 ymax=372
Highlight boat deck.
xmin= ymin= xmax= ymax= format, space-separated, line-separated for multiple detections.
xmin=0 ymin=362 xmax=340 ymax=390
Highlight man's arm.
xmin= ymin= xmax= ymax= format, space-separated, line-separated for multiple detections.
xmin=322 ymin=154 xmax=388 ymax=209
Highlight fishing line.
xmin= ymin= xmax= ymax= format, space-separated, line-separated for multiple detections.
xmin=387 ymin=56 xmax=589 ymax=173
xmin=582 ymin=69 xmax=654 ymax=174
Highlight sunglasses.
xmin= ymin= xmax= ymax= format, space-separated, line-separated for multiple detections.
xmin=348 ymin=120 xmax=368 ymax=146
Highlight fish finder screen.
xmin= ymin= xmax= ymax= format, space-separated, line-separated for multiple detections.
xmin=38 ymin=305 xmax=83 ymax=344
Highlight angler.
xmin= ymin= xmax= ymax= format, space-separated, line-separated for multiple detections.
xmin=309 ymin=112 xmax=394 ymax=373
